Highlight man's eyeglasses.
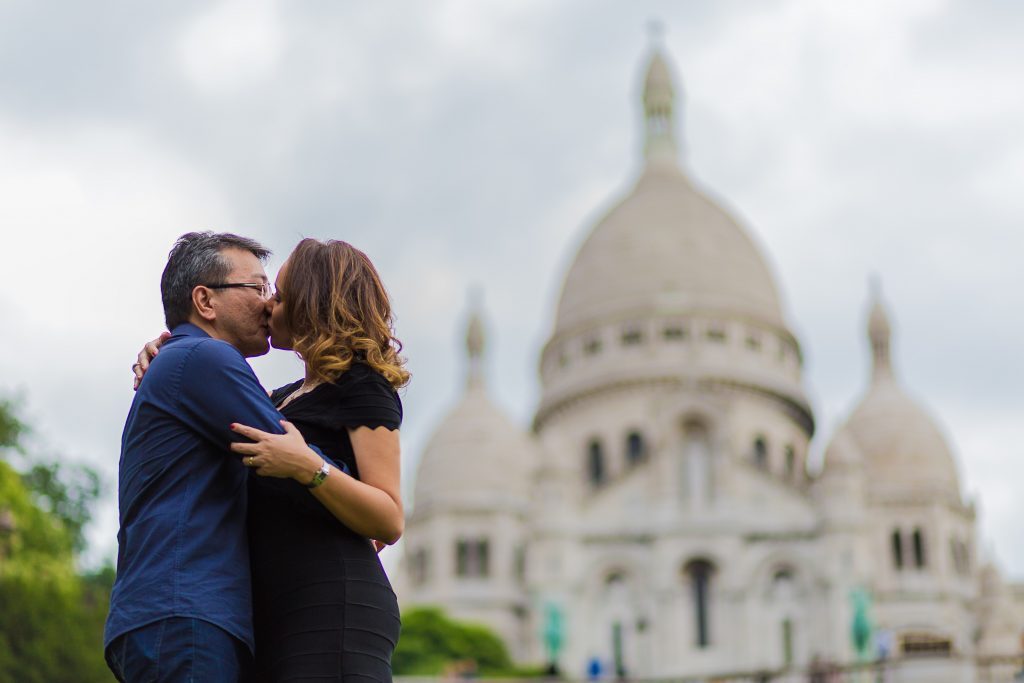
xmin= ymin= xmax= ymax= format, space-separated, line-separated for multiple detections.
xmin=205 ymin=282 xmax=274 ymax=301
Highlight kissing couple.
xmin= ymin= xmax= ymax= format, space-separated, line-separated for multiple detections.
xmin=105 ymin=232 xmax=408 ymax=682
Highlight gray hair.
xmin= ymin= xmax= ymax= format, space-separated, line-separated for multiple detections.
xmin=160 ymin=231 xmax=271 ymax=330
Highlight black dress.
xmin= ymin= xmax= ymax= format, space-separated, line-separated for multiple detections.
xmin=249 ymin=362 xmax=402 ymax=682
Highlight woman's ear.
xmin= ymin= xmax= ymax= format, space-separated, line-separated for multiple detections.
xmin=192 ymin=285 xmax=217 ymax=322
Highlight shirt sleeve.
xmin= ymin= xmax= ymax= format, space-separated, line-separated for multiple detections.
xmin=176 ymin=339 xmax=289 ymax=449
xmin=305 ymin=365 xmax=403 ymax=431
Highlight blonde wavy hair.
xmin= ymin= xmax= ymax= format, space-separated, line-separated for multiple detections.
xmin=280 ymin=238 xmax=410 ymax=388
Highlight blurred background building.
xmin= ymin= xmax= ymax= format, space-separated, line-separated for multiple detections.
xmin=397 ymin=42 xmax=1024 ymax=682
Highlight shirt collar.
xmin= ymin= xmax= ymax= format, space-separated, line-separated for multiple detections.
xmin=170 ymin=323 xmax=212 ymax=339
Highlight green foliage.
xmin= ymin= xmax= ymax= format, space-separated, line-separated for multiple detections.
xmin=0 ymin=400 xmax=115 ymax=683
xmin=21 ymin=460 xmax=102 ymax=555
xmin=0 ymin=565 xmax=115 ymax=683
xmin=0 ymin=396 xmax=24 ymax=450
xmin=394 ymin=606 xmax=520 ymax=677
xmin=0 ymin=397 xmax=104 ymax=555
xmin=0 ymin=459 xmax=73 ymax=571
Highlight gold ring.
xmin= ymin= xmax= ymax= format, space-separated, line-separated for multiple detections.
xmin=247 ymin=457 xmax=255 ymax=466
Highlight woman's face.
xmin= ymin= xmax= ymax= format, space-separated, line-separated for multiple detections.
xmin=269 ymin=259 xmax=294 ymax=350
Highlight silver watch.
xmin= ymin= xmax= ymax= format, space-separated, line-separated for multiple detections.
xmin=306 ymin=460 xmax=331 ymax=489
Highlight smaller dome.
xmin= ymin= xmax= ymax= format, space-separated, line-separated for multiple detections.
xmin=412 ymin=386 xmax=536 ymax=513
xmin=844 ymin=377 xmax=960 ymax=498
xmin=412 ymin=307 xmax=537 ymax=515
xmin=825 ymin=289 xmax=961 ymax=500
xmin=820 ymin=428 xmax=862 ymax=474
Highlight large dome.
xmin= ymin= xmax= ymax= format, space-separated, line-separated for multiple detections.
xmin=553 ymin=49 xmax=784 ymax=335
xmin=554 ymin=163 xmax=785 ymax=335
xmin=412 ymin=311 xmax=536 ymax=515
xmin=536 ymin=47 xmax=810 ymax=431
xmin=825 ymin=294 xmax=961 ymax=500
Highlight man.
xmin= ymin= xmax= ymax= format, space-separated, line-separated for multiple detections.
xmin=104 ymin=232 xmax=319 ymax=681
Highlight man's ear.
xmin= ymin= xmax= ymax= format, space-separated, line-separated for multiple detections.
xmin=192 ymin=286 xmax=217 ymax=323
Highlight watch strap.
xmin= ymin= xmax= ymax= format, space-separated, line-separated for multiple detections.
xmin=306 ymin=460 xmax=331 ymax=488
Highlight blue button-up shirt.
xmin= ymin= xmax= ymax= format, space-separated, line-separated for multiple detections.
xmin=104 ymin=324 xmax=289 ymax=653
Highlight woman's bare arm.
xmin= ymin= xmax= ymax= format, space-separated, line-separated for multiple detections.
xmin=311 ymin=427 xmax=403 ymax=544
xmin=230 ymin=421 xmax=404 ymax=544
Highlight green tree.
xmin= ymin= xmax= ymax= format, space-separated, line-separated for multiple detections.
xmin=21 ymin=460 xmax=102 ymax=555
xmin=0 ymin=398 xmax=103 ymax=555
xmin=0 ymin=399 xmax=114 ymax=683
xmin=393 ymin=606 xmax=521 ymax=676
xmin=0 ymin=397 xmax=24 ymax=450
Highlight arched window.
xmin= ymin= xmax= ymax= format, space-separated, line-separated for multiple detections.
xmin=781 ymin=618 xmax=794 ymax=667
xmin=901 ymin=632 xmax=952 ymax=658
xmin=753 ymin=437 xmax=769 ymax=470
xmin=621 ymin=326 xmax=644 ymax=346
xmin=766 ymin=568 xmax=798 ymax=666
xmin=456 ymin=538 xmax=490 ymax=578
xmin=682 ymin=420 xmax=712 ymax=507
xmin=513 ymin=546 xmax=527 ymax=583
xmin=588 ymin=439 xmax=606 ymax=487
xmin=772 ymin=568 xmax=796 ymax=598
xmin=410 ymin=548 xmax=430 ymax=586
xmin=603 ymin=573 xmax=629 ymax=678
xmin=892 ymin=529 xmax=904 ymax=570
xmin=663 ymin=324 xmax=686 ymax=341
xmin=784 ymin=445 xmax=796 ymax=479
xmin=912 ymin=528 xmax=926 ymax=568
xmin=626 ymin=431 xmax=646 ymax=466
xmin=950 ymin=539 xmax=970 ymax=575
xmin=685 ymin=560 xmax=715 ymax=648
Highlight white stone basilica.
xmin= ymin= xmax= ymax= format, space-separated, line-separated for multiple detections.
xmin=398 ymin=44 xmax=1024 ymax=681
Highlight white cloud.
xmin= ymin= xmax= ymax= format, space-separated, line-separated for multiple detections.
xmin=0 ymin=117 xmax=233 ymax=563
xmin=177 ymin=0 xmax=284 ymax=94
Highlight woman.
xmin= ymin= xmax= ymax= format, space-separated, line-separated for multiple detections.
xmin=138 ymin=238 xmax=409 ymax=682
xmin=240 ymin=238 xmax=409 ymax=682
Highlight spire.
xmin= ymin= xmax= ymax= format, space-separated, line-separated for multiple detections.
xmin=642 ymin=22 xmax=679 ymax=166
xmin=464 ymin=289 xmax=486 ymax=390
xmin=866 ymin=278 xmax=894 ymax=381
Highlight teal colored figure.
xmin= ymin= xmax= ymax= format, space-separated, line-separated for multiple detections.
xmin=543 ymin=602 xmax=564 ymax=675
xmin=850 ymin=587 xmax=873 ymax=661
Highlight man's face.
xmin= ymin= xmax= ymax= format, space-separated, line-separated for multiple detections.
xmin=206 ymin=248 xmax=272 ymax=357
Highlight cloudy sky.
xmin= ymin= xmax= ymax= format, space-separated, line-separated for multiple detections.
xmin=1 ymin=0 xmax=1021 ymax=577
